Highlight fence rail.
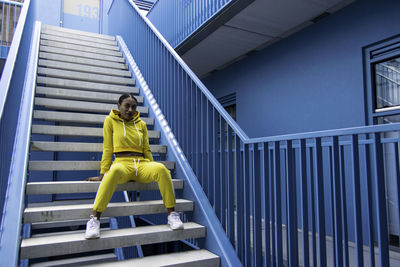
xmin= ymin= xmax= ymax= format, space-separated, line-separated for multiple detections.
xmin=0 ymin=0 xmax=23 ymax=57
xmin=114 ymin=1 xmax=400 ymax=266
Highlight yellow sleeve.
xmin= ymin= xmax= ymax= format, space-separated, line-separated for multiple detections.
xmin=142 ymin=122 xmax=153 ymax=161
xmin=100 ymin=117 xmax=113 ymax=174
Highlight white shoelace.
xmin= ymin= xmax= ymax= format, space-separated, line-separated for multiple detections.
xmin=133 ymin=158 xmax=140 ymax=176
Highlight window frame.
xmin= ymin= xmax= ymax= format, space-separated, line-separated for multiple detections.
xmin=364 ymin=34 xmax=400 ymax=125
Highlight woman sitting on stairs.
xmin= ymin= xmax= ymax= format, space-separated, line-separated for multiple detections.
xmin=84 ymin=93 xmax=184 ymax=239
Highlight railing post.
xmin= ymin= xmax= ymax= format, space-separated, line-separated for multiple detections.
xmin=252 ymin=143 xmax=262 ymax=266
xmin=332 ymin=136 xmax=343 ymax=267
xmin=300 ymin=139 xmax=309 ymax=267
xmin=273 ymin=141 xmax=283 ymax=267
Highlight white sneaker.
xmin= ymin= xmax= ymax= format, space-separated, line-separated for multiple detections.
xmin=85 ymin=215 xmax=100 ymax=239
xmin=168 ymin=212 xmax=184 ymax=230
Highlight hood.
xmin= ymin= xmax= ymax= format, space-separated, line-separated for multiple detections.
xmin=109 ymin=109 xmax=141 ymax=123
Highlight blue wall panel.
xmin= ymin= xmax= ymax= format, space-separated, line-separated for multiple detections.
xmin=202 ymin=0 xmax=400 ymax=138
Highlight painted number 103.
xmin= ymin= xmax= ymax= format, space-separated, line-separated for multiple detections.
xmin=77 ymin=4 xmax=99 ymax=19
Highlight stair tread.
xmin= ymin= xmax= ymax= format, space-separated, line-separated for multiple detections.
xmin=42 ymin=25 xmax=115 ymax=41
xmin=36 ymin=77 xmax=138 ymax=94
xmin=33 ymin=110 xmax=154 ymax=126
xmin=34 ymin=97 xmax=148 ymax=115
xmin=38 ymin=59 xmax=131 ymax=77
xmin=40 ymin=40 xmax=121 ymax=57
xmin=41 ymin=27 xmax=118 ymax=46
xmin=28 ymin=160 xmax=175 ymax=171
xmin=24 ymin=199 xmax=193 ymax=223
xmin=83 ymin=249 xmax=220 ymax=267
xmin=20 ymin=222 xmax=205 ymax=259
xmin=31 ymin=125 xmax=159 ymax=139
xmin=26 ymin=179 xmax=183 ymax=195
xmin=37 ymin=68 xmax=135 ymax=85
xmin=35 ymin=87 xmax=143 ymax=104
xmin=40 ymin=33 xmax=119 ymax=51
xmin=29 ymin=253 xmax=117 ymax=267
xmin=30 ymin=141 xmax=164 ymax=153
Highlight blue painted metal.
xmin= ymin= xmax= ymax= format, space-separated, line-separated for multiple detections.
xmin=109 ymin=217 xmax=125 ymax=261
xmin=147 ymin=0 xmax=232 ymax=48
xmin=0 ymin=17 xmax=39 ymax=266
xmin=0 ymin=0 xmax=24 ymax=58
xmin=123 ymin=191 xmax=144 ymax=258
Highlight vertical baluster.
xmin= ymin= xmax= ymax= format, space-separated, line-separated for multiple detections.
xmin=6 ymin=3 xmax=9 ymax=45
xmin=274 ymin=141 xmax=283 ymax=266
xmin=286 ymin=140 xmax=298 ymax=267
xmin=213 ymin=109 xmax=222 ymax=215
xmin=227 ymin=126 xmax=234 ymax=244
xmin=395 ymin=139 xmax=400 ymax=250
xmin=220 ymin=118 xmax=227 ymax=229
xmin=332 ymin=136 xmax=343 ymax=267
xmin=270 ymin=144 xmax=276 ymax=267
xmin=235 ymin=136 xmax=244 ymax=260
xmin=340 ymin=145 xmax=350 ymax=267
xmin=351 ymin=134 xmax=364 ymax=267
xmin=205 ymin=103 xmax=212 ymax=193
xmin=372 ymin=133 xmax=390 ymax=267
xmin=300 ymin=139 xmax=309 ymax=267
xmin=190 ymin=82 xmax=196 ymax=168
xmin=328 ymin=145 xmax=337 ymax=267
xmin=253 ymin=143 xmax=262 ymax=266
xmin=263 ymin=142 xmax=271 ymax=266
xmin=195 ymin=88 xmax=201 ymax=176
xmin=309 ymin=146 xmax=317 ymax=266
xmin=314 ymin=137 xmax=327 ymax=267
xmin=243 ymin=143 xmax=251 ymax=266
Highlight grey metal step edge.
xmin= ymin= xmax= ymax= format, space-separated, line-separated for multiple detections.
xmin=35 ymin=87 xmax=143 ymax=105
xmin=36 ymin=77 xmax=138 ymax=94
xmin=41 ymin=33 xmax=119 ymax=51
xmin=20 ymin=222 xmax=205 ymax=259
xmin=26 ymin=179 xmax=183 ymax=195
xmin=30 ymin=141 xmax=165 ymax=154
xmin=37 ymin=68 xmax=135 ymax=86
xmin=31 ymin=125 xmax=159 ymax=139
xmin=34 ymin=97 xmax=148 ymax=116
xmin=39 ymin=46 xmax=125 ymax=63
xmin=41 ymin=27 xmax=117 ymax=46
xmin=24 ymin=199 xmax=193 ymax=223
xmin=39 ymin=51 xmax=128 ymax=70
xmin=33 ymin=110 xmax=154 ymax=126
xmin=42 ymin=24 xmax=115 ymax=41
xmin=82 ymin=249 xmax=220 ymax=267
xmin=29 ymin=253 xmax=117 ymax=267
xmin=40 ymin=40 xmax=122 ymax=57
xmin=38 ymin=59 xmax=131 ymax=77
xmin=28 ymin=160 xmax=175 ymax=171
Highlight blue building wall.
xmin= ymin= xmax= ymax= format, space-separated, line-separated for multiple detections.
xmin=202 ymin=0 xmax=400 ymax=138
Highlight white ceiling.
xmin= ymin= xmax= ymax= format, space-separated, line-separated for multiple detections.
xmin=181 ymin=0 xmax=355 ymax=78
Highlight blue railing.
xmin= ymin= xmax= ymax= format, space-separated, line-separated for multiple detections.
xmin=108 ymin=1 xmax=400 ymax=266
xmin=147 ymin=0 xmax=232 ymax=48
xmin=0 ymin=0 xmax=24 ymax=58
xmin=0 ymin=0 xmax=37 ymax=263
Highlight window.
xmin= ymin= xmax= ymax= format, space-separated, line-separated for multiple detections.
xmin=364 ymin=35 xmax=400 ymax=125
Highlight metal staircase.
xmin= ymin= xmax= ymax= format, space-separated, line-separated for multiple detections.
xmin=20 ymin=24 xmax=219 ymax=266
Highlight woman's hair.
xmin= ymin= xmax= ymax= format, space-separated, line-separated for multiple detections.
xmin=118 ymin=93 xmax=138 ymax=105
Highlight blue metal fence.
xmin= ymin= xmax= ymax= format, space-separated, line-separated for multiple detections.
xmin=108 ymin=1 xmax=400 ymax=266
xmin=0 ymin=0 xmax=24 ymax=58
xmin=147 ymin=0 xmax=232 ymax=48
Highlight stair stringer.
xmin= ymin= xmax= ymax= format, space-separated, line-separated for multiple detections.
xmin=117 ymin=36 xmax=242 ymax=267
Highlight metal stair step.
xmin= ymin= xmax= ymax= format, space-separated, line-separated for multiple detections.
xmin=40 ymin=40 xmax=122 ymax=57
xmin=42 ymin=24 xmax=115 ymax=41
xmin=26 ymin=179 xmax=183 ymax=195
xmin=24 ymin=199 xmax=193 ymax=223
xmin=30 ymin=141 xmax=166 ymax=153
xmin=31 ymin=217 xmax=110 ymax=230
xmin=39 ymin=52 xmax=128 ymax=70
xmin=37 ymin=68 xmax=135 ymax=85
xmin=33 ymin=110 xmax=154 ymax=126
xmin=34 ymin=97 xmax=148 ymax=115
xmin=41 ymin=27 xmax=117 ymax=46
xmin=28 ymin=160 xmax=175 ymax=171
xmin=20 ymin=222 xmax=205 ymax=259
xmin=29 ymin=253 xmax=117 ymax=267
xmin=31 ymin=125 xmax=159 ymax=139
xmin=35 ymin=87 xmax=143 ymax=105
xmin=82 ymin=249 xmax=220 ymax=267
xmin=39 ymin=46 xmax=125 ymax=63
xmin=37 ymin=77 xmax=138 ymax=94
xmin=41 ymin=33 xmax=119 ymax=51
xmin=38 ymin=59 xmax=131 ymax=77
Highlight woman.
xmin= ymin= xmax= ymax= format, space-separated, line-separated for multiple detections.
xmin=85 ymin=93 xmax=183 ymax=239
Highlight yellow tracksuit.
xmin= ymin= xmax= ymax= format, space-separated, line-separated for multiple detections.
xmin=93 ymin=109 xmax=175 ymax=213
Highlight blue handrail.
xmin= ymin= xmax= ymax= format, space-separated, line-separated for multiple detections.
xmin=109 ymin=1 xmax=398 ymax=266
xmin=0 ymin=19 xmax=40 ymax=266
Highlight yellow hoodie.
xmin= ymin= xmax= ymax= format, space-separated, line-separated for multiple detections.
xmin=100 ymin=109 xmax=153 ymax=174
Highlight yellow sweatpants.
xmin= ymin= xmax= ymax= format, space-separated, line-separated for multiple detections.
xmin=93 ymin=156 xmax=176 ymax=213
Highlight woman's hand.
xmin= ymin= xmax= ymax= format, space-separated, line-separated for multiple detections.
xmin=86 ymin=174 xmax=104 ymax=182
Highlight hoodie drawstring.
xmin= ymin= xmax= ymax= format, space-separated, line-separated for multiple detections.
xmin=133 ymin=158 xmax=140 ymax=176
xmin=133 ymin=120 xmax=141 ymax=146
xmin=122 ymin=121 xmax=126 ymax=138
